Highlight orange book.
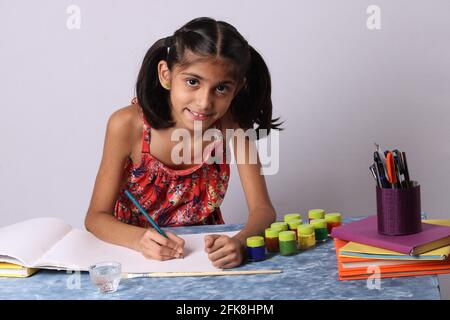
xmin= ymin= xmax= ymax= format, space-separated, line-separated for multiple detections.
xmin=334 ymin=238 xmax=450 ymax=281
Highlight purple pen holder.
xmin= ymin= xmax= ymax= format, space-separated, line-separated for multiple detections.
xmin=376 ymin=182 xmax=422 ymax=236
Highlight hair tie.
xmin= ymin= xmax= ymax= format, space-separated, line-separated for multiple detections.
xmin=164 ymin=36 xmax=173 ymax=57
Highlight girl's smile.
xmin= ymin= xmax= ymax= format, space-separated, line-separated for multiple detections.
xmin=184 ymin=108 xmax=213 ymax=121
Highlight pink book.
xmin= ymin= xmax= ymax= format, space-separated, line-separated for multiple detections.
xmin=330 ymin=216 xmax=450 ymax=255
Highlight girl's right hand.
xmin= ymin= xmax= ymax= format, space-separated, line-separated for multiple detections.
xmin=136 ymin=229 xmax=185 ymax=261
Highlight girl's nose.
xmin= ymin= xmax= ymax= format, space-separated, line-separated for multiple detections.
xmin=195 ymin=88 xmax=213 ymax=110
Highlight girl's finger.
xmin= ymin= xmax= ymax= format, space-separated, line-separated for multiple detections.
xmin=221 ymin=261 xmax=239 ymax=269
xmin=204 ymin=234 xmax=220 ymax=250
xmin=142 ymin=252 xmax=173 ymax=261
xmin=147 ymin=229 xmax=179 ymax=250
xmin=166 ymin=232 xmax=185 ymax=252
xmin=211 ymin=253 xmax=237 ymax=269
xmin=206 ymin=235 xmax=229 ymax=253
xmin=143 ymin=238 xmax=180 ymax=260
xmin=208 ymin=246 xmax=230 ymax=262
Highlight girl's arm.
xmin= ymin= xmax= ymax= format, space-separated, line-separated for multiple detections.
xmin=205 ymin=122 xmax=277 ymax=268
xmin=231 ymin=133 xmax=277 ymax=245
xmin=85 ymin=106 xmax=184 ymax=260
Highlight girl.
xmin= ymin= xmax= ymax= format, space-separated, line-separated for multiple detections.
xmin=85 ymin=17 xmax=282 ymax=269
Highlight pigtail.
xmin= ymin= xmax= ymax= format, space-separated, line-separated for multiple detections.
xmin=231 ymin=45 xmax=284 ymax=138
xmin=136 ymin=37 xmax=175 ymax=129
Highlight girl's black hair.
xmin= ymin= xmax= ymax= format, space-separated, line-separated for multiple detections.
xmin=136 ymin=17 xmax=283 ymax=137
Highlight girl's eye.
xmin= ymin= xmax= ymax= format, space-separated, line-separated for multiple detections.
xmin=186 ymin=79 xmax=198 ymax=86
xmin=186 ymin=79 xmax=229 ymax=94
xmin=216 ymin=85 xmax=228 ymax=94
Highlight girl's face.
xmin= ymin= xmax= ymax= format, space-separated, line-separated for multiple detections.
xmin=158 ymin=54 xmax=241 ymax=132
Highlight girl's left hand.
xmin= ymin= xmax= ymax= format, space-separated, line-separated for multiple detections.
xmin=204 ymin=234 xmax=244 ymax=269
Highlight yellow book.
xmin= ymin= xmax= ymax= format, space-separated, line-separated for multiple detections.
xmin=0 ymin=262 xmax=39 ymax=278
xmin=339 ymin=220 xmax=450 ymax=261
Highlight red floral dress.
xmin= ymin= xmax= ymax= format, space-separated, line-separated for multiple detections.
xmin=113 ymin=99 xmax=230 ymax=228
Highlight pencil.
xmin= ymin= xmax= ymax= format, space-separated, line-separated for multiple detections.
xmin=124 ymin=190 xmax=168 ymax=238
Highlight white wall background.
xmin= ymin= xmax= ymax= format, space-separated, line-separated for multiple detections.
xmin=1 ymin=0 xmax=449 ymax=297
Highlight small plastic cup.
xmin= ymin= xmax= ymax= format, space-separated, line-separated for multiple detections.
xmin=89 ymin=262 xmax=122 ymax=293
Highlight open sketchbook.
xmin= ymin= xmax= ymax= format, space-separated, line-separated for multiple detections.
xmin=0 ymin=217 xmax=238 ymax=274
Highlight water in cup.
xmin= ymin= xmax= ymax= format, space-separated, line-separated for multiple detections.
xmin=89 ymin=262 xmax=122 ymax=293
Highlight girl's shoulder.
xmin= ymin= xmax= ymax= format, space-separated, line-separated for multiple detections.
xmin=111 ymin=103 xmax=142 ymax=131
xmin=107 ymin=104 xmax=143 ymax=149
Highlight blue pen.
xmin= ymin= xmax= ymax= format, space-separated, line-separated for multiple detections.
xmin=373 ymin=151 xmax=390 ymax=188
xmin=124 ymin=190 xmax=168 ymax=238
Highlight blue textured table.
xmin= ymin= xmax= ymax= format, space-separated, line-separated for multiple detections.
xmin=0 ymin=218 xmax=441 ymax=300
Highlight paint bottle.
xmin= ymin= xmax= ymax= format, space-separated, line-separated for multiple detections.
xmin=284 ymin=213 xmax=302 ymax=223
xmin=278 ymin=231 xmax=297 ymax=256
xmin=310 ymin=219 xmax=328 ymax=242
xmin=308 ymin=209 xmax=325 ymax=223
xmin=297 ymin=224 xmax=316 ymax=250
xmin=246 ymin=236 xmax=266 ymax=262
xmin=287 ymin=219 xmax=303 ymax=241
xmin=264 ymin=228 xmax=280 ymax=253
xmin=270 ymin=222 xmax=288 ymax=233
xmin=325 ymin=212 xmax=342 ymax=235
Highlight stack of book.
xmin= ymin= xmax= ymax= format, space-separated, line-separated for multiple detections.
xmin=330 ymin=216 xmax=450 ymax=281
xmin=0 ymin=262 xmax=39 ymax=278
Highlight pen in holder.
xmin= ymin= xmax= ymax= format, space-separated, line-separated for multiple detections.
xmin=376 ymin=181 xmax=422 ymax=236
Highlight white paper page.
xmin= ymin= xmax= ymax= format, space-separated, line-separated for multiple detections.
xmin=0 ymin=217 xmax=72 ymax=266
xmin=37 ymin=228 xmax=239 ymax=273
